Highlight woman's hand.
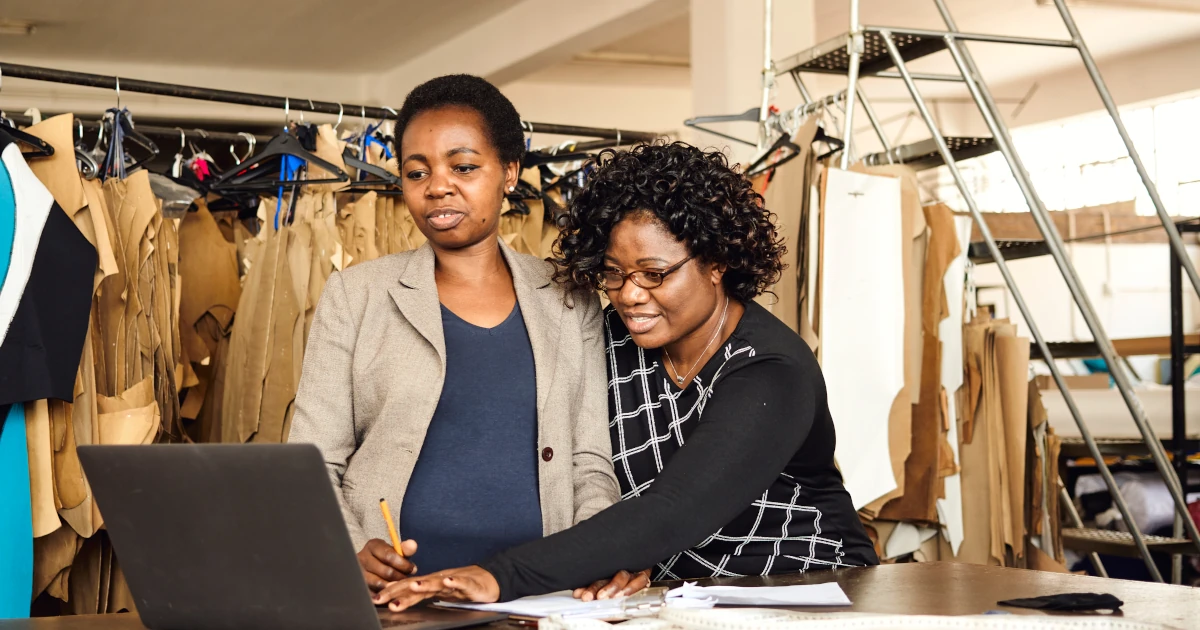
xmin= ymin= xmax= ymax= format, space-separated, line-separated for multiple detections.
xmin=373 ymin=565 xmax=500 ymax=611
xmin=357 ymin=539 xmax=419 ymax=592
xmin=572 ymin=569 xmax=652 ymax=602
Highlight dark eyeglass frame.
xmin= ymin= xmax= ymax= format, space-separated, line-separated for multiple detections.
xmin=600 ymin=255 xmax=695 ymax=291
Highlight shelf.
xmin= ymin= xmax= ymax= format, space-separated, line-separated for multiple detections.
xmin=1062 ymin=527 xmax=1197 ymax=557
xmin=863 ymin=136 xmax=997 ymax=172
xmin=776 ymin=30 xmax=947 ymax=77
xmin=968 ymin=239 xmax=1051 ymax=264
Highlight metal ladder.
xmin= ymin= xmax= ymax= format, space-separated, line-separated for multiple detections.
xmin=773 ymin=0 xmax=1200 ymax=583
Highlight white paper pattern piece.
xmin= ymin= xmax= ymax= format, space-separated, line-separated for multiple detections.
xmin=438 ymin=591 xmax=631 ymax=619
xmin=883 ymin=522 xmax=940 ymax=560
xmin=820 ymin=169 xmax=904 ymax=509
xmin=936 ymin=216 xmax=974 ymax=556
xmin=668 ymin=582 xmax=851 ymax=607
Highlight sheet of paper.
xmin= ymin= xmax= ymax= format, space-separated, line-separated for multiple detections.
xmin=437 ymin=591 xmax=626 ymax=620
xmin=668 ymin=582 xmax=851 ymax=607
xmin=936 ymin=215 xmax=973 ymax=556
xmin=820 ymin=168 xmax=904 ymax=508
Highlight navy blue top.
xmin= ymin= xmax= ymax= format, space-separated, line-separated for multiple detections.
xmin=400 ymin=301 xmax=543 ymax=574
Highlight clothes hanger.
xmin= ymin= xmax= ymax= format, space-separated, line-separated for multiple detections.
xmin=100 ymin=108 xmax=159 ymax=180
xmin=0 ymin=115 xmax=55 ymax=158
xmin=73 ymin=118 xmax=98 ymax=180
xmin=342 ymin=147 xmax=402 ymax=189
xmin=683 ymin=107 xmax=760 ymax=148
xmin=209 ymin=127 xmax=349 ymax=191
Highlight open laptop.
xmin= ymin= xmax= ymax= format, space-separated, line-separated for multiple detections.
xmin=77 ymin=443 xmax=505 ymax=630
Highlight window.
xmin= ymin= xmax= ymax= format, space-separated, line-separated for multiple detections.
xmin=922 ymin=91 xmax=1200 ymax=216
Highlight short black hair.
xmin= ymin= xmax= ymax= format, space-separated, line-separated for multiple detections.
xmin=553 ymin=142 xmax=785 ymax=302
xmin=394 ymin=74 xmax=525 ymax=165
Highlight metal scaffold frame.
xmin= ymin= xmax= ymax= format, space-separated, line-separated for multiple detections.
xmin=775 ymin=0 xmax=1200 ymax=582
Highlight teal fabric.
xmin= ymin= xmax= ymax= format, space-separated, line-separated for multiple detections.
xmin=0 ymin=155 xmax=15 ymax=286
xmin=0 ymin=403 xmax=32 ymax=619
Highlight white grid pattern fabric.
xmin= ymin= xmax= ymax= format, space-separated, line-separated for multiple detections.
xmin=603 ymin=309 xmax=854 ymax=580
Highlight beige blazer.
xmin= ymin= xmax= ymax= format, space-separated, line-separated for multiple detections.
xmin=289 ymin=240 xmax=619 ymax=552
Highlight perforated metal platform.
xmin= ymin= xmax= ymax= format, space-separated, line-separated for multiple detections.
xmin=776 ymin=30 xmax=947 ymax=77
xmin=1062 ymin=527 xmax=1197 ymax=557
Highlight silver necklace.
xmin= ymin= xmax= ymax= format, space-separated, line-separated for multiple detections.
xmin=664 ymin=297 xmax=730 ymax=386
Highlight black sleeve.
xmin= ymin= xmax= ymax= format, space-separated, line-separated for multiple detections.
xmin=479 ymin=353 xmax=818 ymax=600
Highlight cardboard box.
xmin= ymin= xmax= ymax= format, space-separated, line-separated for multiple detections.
xmin=1034 ymin=374 xmax=1111 ymax=390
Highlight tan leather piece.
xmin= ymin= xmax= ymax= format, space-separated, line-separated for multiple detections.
xmin=25 ymin=400 xmax=60 ymax=538
xmin=26 ymin=114 xmax=87 ymax=216
xmin=996 ymin=334 xmax=1030 ymax=560
xmin=252 ymin=227 xmax=303 ymax=443
xmin=32 ymin=523 xmax=80 ymax=601
xmin=337 ymin=191 xmax=380 ymax=266
xmin=222 ymin=215 xmax=279 ymax=443
xmin=80 ymin=178 xmax=120 ymax=291
xmin=308 ymin=124 xmax=350 ymax=193
xmin=178 ymin=200 xmax=241 ymax=366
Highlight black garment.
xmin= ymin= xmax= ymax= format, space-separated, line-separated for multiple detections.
xmin=480 ymin=301 xmax=877 ymax=601
xmin=401 ymin=303 xmax=543 ymax=574
xmin=0 ymin=137 xmax=96 ymax=408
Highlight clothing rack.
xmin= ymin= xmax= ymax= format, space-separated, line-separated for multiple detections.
xmin=0 ymin=62 xmax=660 ymax=144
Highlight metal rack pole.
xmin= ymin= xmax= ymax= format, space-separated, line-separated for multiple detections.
xmin=1049 ymin=0 xmax=1200 ymax=302
xmin=6 ymin=113 xmax=272 ymax=145
xmin=839 ymin=0 xmax=863 ymax=169
xmin=877 ymin=28 xmax=1167 ymax=581
xmin=1170 ymin=240 xmax=1185 ymax=584
xmin=0 ymin=62 xmax=658 ymax=143
xmin=931 ymin=0 xmax=1200 ymax=561
xmin=856 ymin=85 xmax=892 ymax=156
xmin=1059 ymin=481 xmax=1109 ymax=578
xmin=759 ymin=0 xmax=774 ymax=149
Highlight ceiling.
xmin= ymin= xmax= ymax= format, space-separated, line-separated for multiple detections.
xmin=0 ymin=0 xmax=521 ymax=71
xmin=596 ymin=14 xmax=690 ymax=60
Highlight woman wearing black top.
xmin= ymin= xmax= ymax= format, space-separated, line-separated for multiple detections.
xmin=375 ymin=142 xmax=878 ymax=610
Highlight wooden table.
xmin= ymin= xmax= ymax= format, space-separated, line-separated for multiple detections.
xmin=2 ymin=563 xmax=1198 ymax=629
xmin=690 ymin=562 xmax=1200 ymax=628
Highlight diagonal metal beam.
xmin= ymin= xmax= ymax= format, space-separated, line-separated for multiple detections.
xmin=877 ymin=27 xmax=1167 ymax=581
xmin=933 ymin=0 xmax=1200 ymax=562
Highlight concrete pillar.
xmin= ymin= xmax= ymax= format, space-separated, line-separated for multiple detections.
xmin=689 ymin=0 xmax=815 ymax=162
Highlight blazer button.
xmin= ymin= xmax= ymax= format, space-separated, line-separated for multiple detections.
xmin=541 ymin=447 xmax=554 ymax=462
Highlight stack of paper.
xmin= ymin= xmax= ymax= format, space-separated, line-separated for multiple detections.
xmin=667 ymin=582 xmax=851 ymax=606
xmin=437 ymin=582 xmax=851 ymax=620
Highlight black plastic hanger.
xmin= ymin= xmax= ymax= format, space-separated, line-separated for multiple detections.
xmin=342 ymin=147 xmax=402 ymax=189
xmin=0 ymin=118 xmax=54 ymax=158
xmin=210 ymin=131 xmax=349 ymax=192
xmin=746 ymin=123 xmax=846 ymax=177
xmin=813 ymin=124 xmax=845 ymax=162
xmin=99 ymin=109 xmax=159 ymax=180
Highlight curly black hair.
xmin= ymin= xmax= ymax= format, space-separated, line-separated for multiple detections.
xmin=395 ymin=74 xmax=525 ymax=165
xmin=553 ymin=142 xmax=785 ymax=302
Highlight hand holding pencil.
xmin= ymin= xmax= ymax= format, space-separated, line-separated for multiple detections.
xmin=354 ymin=499 xmax=418 ymax=594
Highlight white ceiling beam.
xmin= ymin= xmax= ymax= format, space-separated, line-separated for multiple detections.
xmin=373 ymin=0 xmax=688 ymax=106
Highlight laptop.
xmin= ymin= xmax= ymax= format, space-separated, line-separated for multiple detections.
xmin=77 ymin=443 xmax=506 ymax=630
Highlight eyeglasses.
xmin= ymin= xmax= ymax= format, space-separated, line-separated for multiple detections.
xmin=600 ymin=256 xmax=694 ymax=291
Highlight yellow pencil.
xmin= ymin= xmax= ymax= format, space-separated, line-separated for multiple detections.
xmin=379 ymin=498 xmax=404 ymax=558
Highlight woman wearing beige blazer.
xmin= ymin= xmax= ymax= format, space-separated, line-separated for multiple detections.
xmin=287 ymin=75 xmax=618 ymax=595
